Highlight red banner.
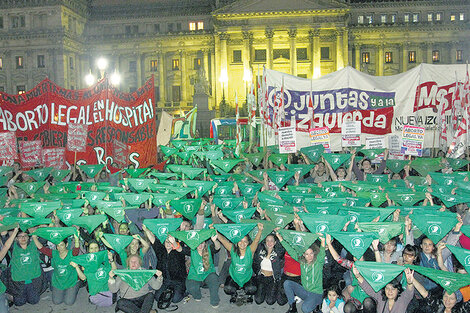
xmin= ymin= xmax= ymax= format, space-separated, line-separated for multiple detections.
xmin=0 ymin=77 xmax=156 ymax=168
xmin=43 ymin=148 xmax=66 ymax=169
xmin=19 ymin=140 xmax=42 ymax=168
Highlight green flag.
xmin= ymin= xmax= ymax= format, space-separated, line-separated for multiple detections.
xmin=15 ymin=182 xmax=46 ymax=196
xmin=151 ymin=194 xmax=180 ymax=207
xmin=72 ymin=250 xmax=108 ymax=272
xmin=223 ymin=207 xmax=257 ymax=223
xmin=170 ymin=198 xmax=202 ymax=220
xmin=447 ymin=158 xmax=470 ymax=170
xmin=181 ymin=168 xmax=206 ymax=180
xmin=79 ymin=164 xmax=104 ymax=178
xmin=244 ymin=152 xmax=265 ymax=167
xmin=365 ymin=174 xmax=389 ymax=184
xmin=33 ymin=227 xmax=77 ymax=245
xmin=56 ymin=208 xmax=83 ymax=226
xmin=411 ymin=158 xmax=443 ymax=177
xmin=169 ymin=229 xmax=216 ymax=249
xmin=267 ymin=171 xmax=295 ymax=189
xmin=103 ymin=234 xmax=133 ymax=254
xmin=71 ymin=214 xmax=108 ymax=233
xmin=447 ymin=245 xmax=470 ymax=274
xmin=285 ymin=164 xmax=315 ymax=177
xmin=300 ymin=145 xmax=324 ymax=163
xmin=299 ymin=213 xmax=349 ymax=234
xmin=24 ymin=167 xmax=53 ymax=181
xmin=357 ymin=222 xmax=404 ymax=244
xmin=329 ymin=231 xmax=378 ymax=259
xmin=127 ymin=179 xmax=154 ymax=192
xmin=410 ymin=214 xmax=457 ymax=244
xmin=278 ymin=229 xmax=319 ymax=258
xmin=265 ymin=211 xmax=295 ymax=228
xmin=386 ymin=160 xmax=409 ymax=174
xmin=3 ymin=217 xmax=51 ymax=232
xmin=241 ymin=219 xmax=276 ymax=241
xmin=322 ymin=153 xmax=351 ymax=171
xmin=113 ymin=270 xmax=157 ymax=291
xmin=388 ymin=192 xmax=426 ymax=206
xmin=355 ymin=261 xmax=405 ymax=292
xmin=360 ymin=149 xmax=385 ymax=160
xmin=211 ymin=159 xmax=243 ymax=173
xmin=20 ymin=201 xmax=61 ymax=218
xmin=176 ymin=151 xmax=194 ymax=162
xmin=407 ymin=264 xmax=470 ymax=294
xmin=120 ymin=193 xmax=151 ymax=206
xmin=100 ymin=207 xmax=130 ymax=223
xmin=214 ymin=223 xmax=256 ymax=244
xmin=143 ymin=218 xmax=182 ymax=243
xmin=212 ymin=197 xmax=244 ymax=210
xmin=268 ymin=154 xmax=289 ymax=167
xmin=183 ymin=181 xmax=216 ymax=197
xmin=160 ymin=145 xmax=179 ymax=157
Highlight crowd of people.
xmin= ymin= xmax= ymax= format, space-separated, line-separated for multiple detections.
xmin=0 ymin=139 xmax=469 ymax=313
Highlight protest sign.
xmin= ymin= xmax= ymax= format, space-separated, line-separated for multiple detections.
xmin=342 ymin=121 xmax=361 ymax=147
xmin=365 ymin=137 xmax=385 ymax=149
xmin=309 ymin=127 xmax=330 ymax=152
xmin=401 ymin=125 xmax=425 ymax=156
xmin=42 ymin=148 xmax=66 ymax=169
xmin=0 ymin=132 xmax=17 ymax=160
xmin=388 ymin=135 xmax=402 ymax=153
xmin=19 ymin=140 xmax=42 ymax=168
xmin=67 ymin=123 xmax=88 ymax=152
xmin=113 ymin=139 xmax=129 ymax=166
xmin=279 ymin=126 xmax=296 ymax=153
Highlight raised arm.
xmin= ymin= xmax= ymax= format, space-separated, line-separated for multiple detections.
xmin=250 ymin=223 xmax=264 ymax=254
xmin=345 ymin=153 xmax=356 ymax=181
xmin=70 ymin=262 xmax=87 ymax=281
xmin=0 ymin=227 xmax=19 ymax=260
xmin=324 ymin=158 xmax=338 ymax=181
xmin=142 ymin=224 xmax=156 ymax=245
xmin=214 ymin=230 xmax=233 ymax=252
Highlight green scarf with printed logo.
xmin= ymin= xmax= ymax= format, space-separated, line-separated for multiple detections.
xmin=171 ymin=140 xmax=186 ymax=149
xmin=170 ymin=198 xmax=202 ymax=220
xmin=265 ymin=211 xmax=295 ymax=228
xmin=386 ymin=160 xmax=409 ymax=174
xmin=277 ymin=229 xmax=319 ymax=258
xmin=214 ymin=223 xmax=256 ymax=244
xmin=299 ymin=213 xmax=349 ymax=234
xmin=410 ymin=158 xmax=443 ymax=177
xmin=285 ymin=164 xmax=315 ymax=177
xmin=79 ymin=164 xmax=104 ymax=178
xmin=119 ymin=193 xmax=151 ymax=206
xmin=127 ymin=179 xmax=154 ymax=192
xmin=169 ymin=229 xmax=216 ymax=250
xmin=24 ymin=167 xmax=53 ymax=181
xmin=257 ymin=192 xmax=285 ymax=206
xmin=151 ymin=194 xmax=180 ymax=207
xmin=365 ymin=174 xmax=388 ymax=184
xmin=322 ymin=153 xmax=351 ymax=171
xmin=267 ymin=171 xmax=295 ymax=189
xmin=15 ymin=182 xmax=46 ymax=196
xmin=212 ymin=197 xmax=244 ymax=211
xmin=72 ymin=250 xmax=108 ymax=273
xmin=410 ymin=214 xmax=457 ymax=244
xmin=211 ymin=159 xmax=243 ymax=173
xmin=3 ymin=217 xmax=51 ymax=232
xmin=113 ymin=269 xmax=157 ymax=291
xmin=244 ymin=152 xmax=265 ymax=167
xmin=277 ymin=192 xmax=308 ymax=206
xmin=447 ymin=158 xmax=470 ymax=170
xmin=388 ymin=192 xmax=426 ymax=206
xmin=20 ymin=201 xmax=61 ymax=218
xmin=329 ymin=231 xmax=378 ymax=259
xmin=447 ymin=245 xmax=470 ymax=274
xmin=407 ymin=264 xmax=470 ymax=294
xmin=180 ymin=168 xmax=206 ymax=180
xmin=71 ymin=214 xmax=108 ymax=233
xmin=237 ymin=183 xmax=262 ymax=198
xmin=300 ymin=145 xmax=324 ymax=163
xmin=175 ymin=151 xmax=193 ymax=162
xmin=360 ymin=149 xmax=385 ymax=161
xmin=143 ymin=218 xmax=183 ymax=243
xmin=357 ymin=222 xmax=404 ymax=244
xmin=183 ymin=181 xmax=216 ymax=197
xmin=355 ymin=261 xmax=405 ymax=292
xmin=241 ymin=219 xmax=276 ymax=242
xmin=100 ymin=206 xmax=131 ymax=223
xmin=268 ymin=154 xmax=289 ymax=167
xmin=260 ymin=202 xmax=294 ymax=214
xmin=103 ymin=234 xmax=133 ymax=263
xmin=428 ymin=173 xmax=456 ymax=187
xmin=147 ymin=172 xmax=177 ymax=180
xmin=33 ymin=227 xmax=77 ymax=245
xmin=160 ymin=146 xmax=178 ymax=157
xmin=431 ymin=191 xmax=468 ymax=207
xmin=223 ymin=207 xmax=257 ymax=224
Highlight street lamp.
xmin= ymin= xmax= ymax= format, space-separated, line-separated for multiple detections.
xmin=85 ymin=70 xmax=95 ymax=86
xmin=110 ymin=70 xmax=121 ymax=86
xmin=219 ymin=68 xmax=228 ymax=117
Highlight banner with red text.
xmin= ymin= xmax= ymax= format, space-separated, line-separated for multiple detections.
xmin=0 ymin=77 xmax=156 ymax=168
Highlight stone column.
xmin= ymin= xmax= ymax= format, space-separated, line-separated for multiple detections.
xmin=218 ymin=32 xmax=229 ymax=107
xmin=26 ymin=50 xmax=33 ymax=89
xmin=427 ymin=43 xmax=433 ymax=63
xmin=335 ymin=30 xmax=344 ymax=70
xmin=140 ymin=53 xmax=146 ymax=87
xmin=158 ymin=50 xmax=166 ymax=105
xmin=180 ymin=49 xmax=187 ymax=104
xmin=342 ymin=29 xmax=349 ymax=67
xmin=450 ymin=41 xmax=457 ymax=64
xmin=265 ymin=28 xmax=274 ymax=69
xmin=203 ymin=48 xmax=210 ymax=83
xmin=354 ymin=44 xmax=361 ymax=70
xmin=312 ymin=29 xmax=321 ymax=78
xmin=288 ymin=28 xmax=297 ymax=76
xmin=242 ymin=31 xmax=253 ymax=70
xmin=402 ymin=43 xmax=408 ymax=72
xmin=136 ymin=53 xmax=142 ymax=87
xmin=377 ymin=43 xmax=384 ymax=76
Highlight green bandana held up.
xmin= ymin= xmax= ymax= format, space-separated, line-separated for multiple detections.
xmin=3 ymin=217 xmax=51 ymax=232
xmin=300 ymin=145 xmax=324 ymax=163
xmin=365 ymin=174 xmax=389 ymax=184
xmin=447 ymin=158 xmax=470 ymax=170
xmin=170 ymin=198 xmax=202 ymax=220
xmin=56 ymin=208 xmax=83 ymax=226
xmin=0 ymin=223 xmax=19 ymax=233
xmin=214 ymin=223 xmax=256 ymax=244
xmin=388 ymin=192 xmax=426 ymax=206
xmin=205 ymin=150 xmax=224 ymax=162
xmin=212 ymin=197 xmax=244 ymax=210
xmin=151 ymin=194 xmax=180 ymax=207
xmin=277 ymin=192 xmax=309 ymax=206
xmin=71 ymin=214 xmax=108 ymax=233
xmin=169 ymin=229 xmax=216 ymax=250
xmin=0 ymin=166 xmax=13 ymax=176
xmin=160 ymin=146 xmax=179 ymax=157
xmin=431 ymin=191 xmax=468 ymax=207
xmin=260 ymin=202 xmax=295 ymax=214
xmin=410 ymin=158 xmax=443 ymax=177
xmin=72 ymin=250 xmax=108 ymax=273
xmin=322 ymin=153 xmax=351 ymax=171
xmin=407 ymin=265 xmax=470 ymax=294
xmin=268 ymin=154 xmax=289 ymax=167
xmin=355 ymin=261 xmax=405 ymax=292
xmin=447 ymin=245 xmax=470 ymax=274
xmin=79 ymin=164 xmax=105 ymax=178
xmin=360 ymin=149 xmax=385 ymax=160
xmin=183 ymin=180 xmax=216 ymax=197
xmin=386 ymin=160 xmax=409 ymax=174
xmin=428 ymin=173 xmax=456 ymax=187
xmin=298 ymin=213 xmax=349 ymax=234
xmin=211 ymin=159 xmax=244 ymax=173
xmin=176 ymin=151 xmax=194 ymax=162
xmin=265 ymin=211 xmax=295 ymax=228
xmin=223 ymin=207 xmax=257 ymax=223
xmin=15 ymin=182 xmax=46 ymax=196
xmin=20 ymin=201 xmax=61 ymax=218
xmin=119 ymin=193 xmax=151 ymax=206
xmin=277 ymin=229 xmax=319 ymax=258
xmin=147 ymin=172 xmax=177 ymax=180
xmin=103 ymin=234 xmax=133 ymax=254
xmin=257 ymin=192 xmax=285 ymax=206
xmin=329 ymin=231 xmax=378 ymax=259
xmin=100 ymin=207 xmax=130 ymax=223
xmin=267 ymin=171 xmax=295 ymax=189
xmin=285 ymin=164 xmax=315 ymax=177
xmin=410 ymin=214 xmax=457 ymax=244
xmin=244 ymin=152 xmax=265 ymax=167
xmin=171 ymin=140 xmax=186 ymax=150
xmin=357 ymin=222 xmax=405 ymax=244
xmin=127 ymin=179 xmax=154 ymax=192
xmin=241 ymin=219 xmax=277 ymax=242
xmin=33 ymin=227 xmax=78 ymax=245
xmin=113 ymin=270 xmax=157 ymax=291
xmin=180 ymin=168 xmax=207 ymax=180
xmin=143 ymin=218 xmax=182 ymax=243
xmin=24 ymin=167 xmax=53 ymax=181
xmin=237 ymin=183 xmax=262 ymax=198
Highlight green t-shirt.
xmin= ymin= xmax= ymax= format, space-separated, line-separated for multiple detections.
xmin=188 ymin=247 xmax=215 ymax=281
xmin=229 ymin=247 xmax=253 ymax=287
xmin=85 ymin=263 xmax=111 ymax=296
xmin=52 ymin=250 xmax=78 ymax=290
xmin=300 ymin=246 xmax=325 ymax=294
xmin=11 ymin=242 xmax=41 ymax=282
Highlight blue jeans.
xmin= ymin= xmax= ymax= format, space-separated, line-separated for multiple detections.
xmin=0 ymin=293 xmax=8 ymax=313
xmin=186 ymin=272 xmax=220 ymax=306
xmin=52 ymin=283 xmax=79 ymax=305
xmin=283 ymin=280 xmax=322 ymax=313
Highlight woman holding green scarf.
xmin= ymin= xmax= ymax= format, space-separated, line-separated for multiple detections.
xmin=0 ymin=225 xmax=19 ymax=312
xmin=6 ymin=230 xmax=46 ymax=307
xmin=279 ymin=232 xmax=326 ymax=313
xmin=215 ymin=223 xmax=263 ymax=303
xmin=32 ymin=233 xmax=80 ymax=305
xmin=185 ymin=234 xmax=221 ymax=308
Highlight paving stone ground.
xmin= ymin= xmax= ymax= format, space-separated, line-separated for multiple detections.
xmin=10 ymin=286 xmax=289 ymax=313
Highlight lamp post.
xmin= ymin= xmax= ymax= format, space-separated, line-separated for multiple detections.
xmin=84 ymin=57 xmax=121 ymax=87
xmin=219 ymin=68 xmax=228 ymax=117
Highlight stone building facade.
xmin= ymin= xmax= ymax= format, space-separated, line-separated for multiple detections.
xmin=0 ymin=0 xmax=468 ymax=116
